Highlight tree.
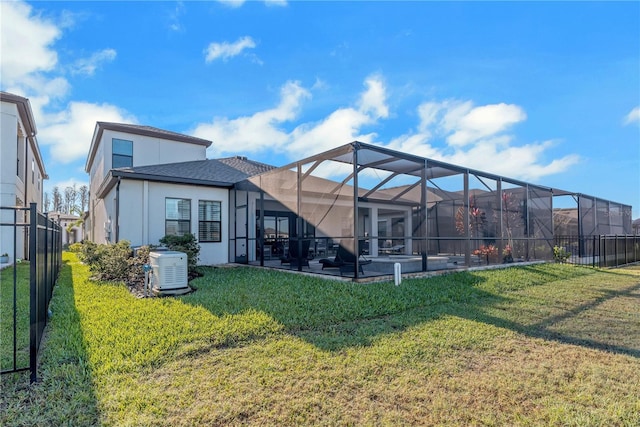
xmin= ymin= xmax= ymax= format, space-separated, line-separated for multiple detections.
xmin=64 ymin=184 xmax=78 ymax=214
xmin=79 ymin=185 xmax=89 ymax=213
xmin=52 ymin=186 xmax=62 ymax=213
xmin=455 ymin=195 xmax=487 ymax=238
xmin=43 ymin=192 xmax=51 ymax=212
xmin=501 ymin=191 xmax=525 ymax=250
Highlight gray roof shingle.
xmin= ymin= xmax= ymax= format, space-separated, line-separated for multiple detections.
xmin=112 ymin=156 xmax=275 ymax=186
xmin=96 ymin=122 xmax=212 ymax=147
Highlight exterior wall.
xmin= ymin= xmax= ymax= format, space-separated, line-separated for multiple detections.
xmin=86 ymin=125 xmax=209 ymax=245
xmin=0 ymin=102 xmax=20 ymax=208
xmin=1 ymin=96 xmax=46 ymax=261
xmin=48 ymin=212 xmax=84 ymax=246
xmin=116 ymin=180 xmax=229 ymax=266
xmin=24 ymin=141 xmax=44 ymax=208
xmin=90 ymin=187 xmax=115 ymax=244
xmin=91 ymin=129 xmax=207 ymax=187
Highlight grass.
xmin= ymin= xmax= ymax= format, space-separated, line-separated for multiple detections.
xmin=0 ymin=262 xmax=30 ymax=372
xmin=1 ymin=253 xmax=639 ymax=426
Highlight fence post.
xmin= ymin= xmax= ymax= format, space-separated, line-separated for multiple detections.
xmin=28 ymin=203 xmax=38 ymax=383
xmin=624 ymin=235 xmax=628 ymax=265
xmin=592 ymin=235 xmax=596 ymax=268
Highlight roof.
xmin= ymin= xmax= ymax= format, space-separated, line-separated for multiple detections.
xmin=266 ymin=141 xmax=632 ymax=210
xmin=0 ymin=91 xmax=48 ymax=179
xmin=85 ymin=121 xmax=213 ymax=172
xmin=96 ymin=156 xmax=275 ymax=198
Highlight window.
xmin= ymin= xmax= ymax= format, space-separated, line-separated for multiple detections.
xmin=112 ymin=138 xmax=133 ymax=168
xmin=165 ymin=198 xmax=191 ymax=236
xmin=199 ymin=200 xmax=221 ymax=242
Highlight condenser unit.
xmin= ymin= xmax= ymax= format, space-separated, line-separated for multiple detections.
xmin=149 ymin=250 xmax=190 ymax=295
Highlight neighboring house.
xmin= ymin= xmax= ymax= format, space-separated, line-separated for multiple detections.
xmin=0 ymin=92 xmax=48 ymax=262
xmin=48 ymin=212 xmax=84 ymax=246
xmin=85 ymin=122 xmax=272 ymax=265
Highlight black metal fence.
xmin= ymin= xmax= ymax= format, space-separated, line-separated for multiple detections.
xmin=1 ymin=203 xmax=62 ymax=382
xmin=555 ymin=235 xmax=640 ymax=268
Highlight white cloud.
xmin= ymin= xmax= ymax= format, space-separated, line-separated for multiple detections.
xmin=0 ymin=1 xmax=61 ymax=86
xmin=388 ymin=99 xmax=578 ymax=181
xmin=191 ymin=74 xmax=390 ymax=161
xmin=289 ymin=108 xmax=376 ymax=157
xmin=623 ymin=107 xmax=640 ymax=125
xmin=168 ymin=1 xmax=186 ymax=32
xmin=445 ymin=102 xmax=526 ymax=146
xmin=265 ymin=0 xmax=288 ymax=6
xmin=217 ymin=0 xmax=246 ymax=8
xmin=216 ymin=0 xmax=287 ymax=7
xmin=38 ymin=102 xmax=137 ymax=164
xmin=192 ymin=80 xmax=310 ymax=155
xmin=71 ymin=48 xmax=117 ymax=76
xmin=358 ymin=75 xmax=389 ymax=119
xmin=190 ymin=74 xmax=578 ymax=182
xmin=204 ymin=36 xmax=257 ymax=63
xmin=444 ymin=139 xmax=580 ymax=181
xmin=288 ymin=75 xmax=389 ymax=158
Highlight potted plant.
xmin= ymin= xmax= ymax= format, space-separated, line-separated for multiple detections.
xmin=502 ymin=244 xmax=514 ymax=263
xmin=473 ymin=245 xmax=498 ymax=265
xmin=0 ymin=253 xmax=9 ymax=263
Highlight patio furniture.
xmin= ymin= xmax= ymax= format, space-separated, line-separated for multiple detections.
xmin=319 ymin=243 xmax=372 ymax=275
xmin=280 ymin=239 xmax=311 ymax=268
xmin=379 ymin=244 xmax=404 ymax=255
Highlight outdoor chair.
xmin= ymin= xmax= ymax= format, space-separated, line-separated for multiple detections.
xmin=280 ymin=239 xmax=311 ymax=268
xmin=319 ymin=242 xmax=372 ymax=275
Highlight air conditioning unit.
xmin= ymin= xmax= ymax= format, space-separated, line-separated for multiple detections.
xmin=149 ymin=250 xmax=190 ymax=295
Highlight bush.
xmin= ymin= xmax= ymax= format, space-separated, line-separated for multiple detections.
xmin=78 ymin=240 xmax=133 ymax=282
xmin=68 ymin=242 xmax=84 ymax=253
xmin=127 ymin=245 xmax=153 ymax=287
xmin=159 ymin=233 xmax=200 ymax=273
xmin=553 ymin=245 xmax=571 ymax=263
xmin=72 ymin=236 xmax=200 ymax=286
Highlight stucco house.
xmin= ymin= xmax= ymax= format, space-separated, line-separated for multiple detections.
xmin=84 ymin=122 xmax=272 ymax=265
xmin=0 ymin=92 xmax=48 ymax=262
xmin=86 ymin=121 xmax=633 ymax=278
xmin=47 ymin=212 xmax=84 ymax=246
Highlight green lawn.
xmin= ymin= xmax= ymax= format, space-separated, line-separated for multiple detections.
xmin=0 ymin=262 xmax=30 ymax=372
xmin=1 ymin=253 xmax=639 ymax=426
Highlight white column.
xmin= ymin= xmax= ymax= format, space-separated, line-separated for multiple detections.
xmin=405 ymin=209 xmax=412 ymax=255
xmin=142 ymin=181 xmax=149 ymax=244
xmin=371 ymin=207 xmax=379 ymax=257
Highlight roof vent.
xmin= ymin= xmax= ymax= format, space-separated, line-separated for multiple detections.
xmin=236 ymin=155 xmax=247 ymax=160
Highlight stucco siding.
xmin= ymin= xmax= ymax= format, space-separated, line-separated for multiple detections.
xmin=114 ymin=180 xmax=229 ymax=265
xmin=103 ymin=129 xmax=206 ymax=172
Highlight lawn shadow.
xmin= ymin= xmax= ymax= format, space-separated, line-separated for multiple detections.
xmin=460 ymin=281 xmax=640 ymax=358
xmin=17 ymin=259 xmax=101 ymax=426
xmin=185 ymin=265 xmax=639 ymax=358
xmin=185 ymin=268 xmax=503 ymax=352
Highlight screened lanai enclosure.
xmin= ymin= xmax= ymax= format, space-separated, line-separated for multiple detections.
xmin=230 ymin=142 xmax=632 ymax=280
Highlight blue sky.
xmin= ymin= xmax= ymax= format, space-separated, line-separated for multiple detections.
xmin=2 ymin=1 xmax=639 ymax=217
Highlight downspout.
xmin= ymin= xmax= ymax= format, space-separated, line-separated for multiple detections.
xmin=23 ymin=134 xmax=31 ymax=260
xmin=115 ymin=177 xmax=121 ymax=243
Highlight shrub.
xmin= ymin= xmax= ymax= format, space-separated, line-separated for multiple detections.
xmin=76 ymin=240 xmax=99 ymax=265
xmin=127 ymin=245 xmax=153 ymax=287
xmin=80 ymin=240 xmax=133 ymax=282
xmin=159 ymin=233 xmax=200 ymax=273
xmin=67 ymin=242 xmax=84 ymax=253
xmin=553 ymin=245 xmax=571 ymax=263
